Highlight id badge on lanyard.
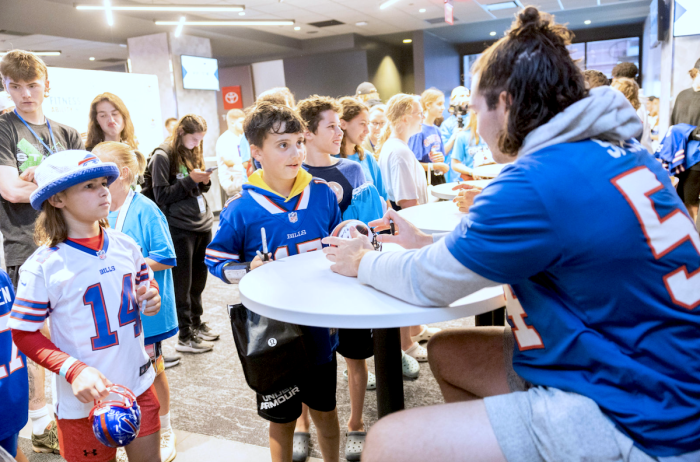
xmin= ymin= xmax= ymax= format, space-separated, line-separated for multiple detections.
xmin=197 ymin=195 xmax=206 ymax=214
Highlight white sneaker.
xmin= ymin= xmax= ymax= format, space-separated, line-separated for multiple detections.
xmin=161 ymin=428 xmax=177 ymax=462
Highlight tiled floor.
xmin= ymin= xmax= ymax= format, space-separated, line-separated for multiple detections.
xmin=19 ymin=270 xmax=476 ymax=462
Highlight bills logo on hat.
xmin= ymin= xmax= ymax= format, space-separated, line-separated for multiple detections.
xmin=78 ymin=154 xmax=100 ymax=167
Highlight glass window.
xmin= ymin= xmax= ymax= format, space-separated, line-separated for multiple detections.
xmin=463 ymin=53 xmax=482 ymax=89
xmin=585 ymin=38 xmax=639 ymax=78
xmin=567 ymin=43 xmax=586 ymax=70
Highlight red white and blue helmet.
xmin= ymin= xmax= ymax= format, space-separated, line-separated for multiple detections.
xmin=89 ymin=385 xmax=141 ymax=448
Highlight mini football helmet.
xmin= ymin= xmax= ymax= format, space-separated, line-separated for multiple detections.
xmin=89 ymin=385 xmax=141 ymax=448
xmin=330 ymin=219 xmax=384 ymax=251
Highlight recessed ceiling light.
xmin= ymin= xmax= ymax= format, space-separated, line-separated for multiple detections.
xmin=76 ymin=4 xmax=244 ymax=12
xmin=484 ymin=1 xmax=518 ymax=11
xmin=490 ymin=31 xmax=496 ymax=36
xmin=155 ymin=19 xmax=294 ymax=26
xmin=380 ymin=0 xmax=402 ymax=10
xmin=239 ymin=11 xmax=245 ymax=16
xmin=419 ymin=8 xmax=426 ymax=13
xmin=89 ymin=57 xmax=96 ymax=61
xmin=356 ymin=21 xmax=368 ymax=26
xmin=403 ymin=39 xmax=412 ymax=43
xmin=584 ymin=20 xmax=591 ymax=25
xmin=294 ymin=26 xmax=300 ymax=30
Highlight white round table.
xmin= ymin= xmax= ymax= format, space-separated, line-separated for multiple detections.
xmin=239 ymin=247 xmax=504 ymax=417
xmin=397 ymin=200 xmax=465 ymax=234
xmin=430 ymin=180 xmax=491 ymax=200
xmin=473 ymin=163 xmax=506 ymax=179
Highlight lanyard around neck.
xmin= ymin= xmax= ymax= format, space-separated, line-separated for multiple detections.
xmin=115 ymin=190 xmax=136 ymax=233
xmin=14 ymin=109 xmax=56 ymax=155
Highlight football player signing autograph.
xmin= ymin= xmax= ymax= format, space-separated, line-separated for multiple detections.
xmin=9 ymin=151 xmax=162 ymax=462
xmin=323 ymin=7 xmax=700 ymax=462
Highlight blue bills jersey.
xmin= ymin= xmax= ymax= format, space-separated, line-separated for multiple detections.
xmin=0 ymin=269 xmax=28 ymax=441
xmin=445 ymin=139 xmax=700 ymax=457
xmin=206 ymin=170 xmax=342 ymax=365
xmin=654 ymin=123 xmax=700 ymax=175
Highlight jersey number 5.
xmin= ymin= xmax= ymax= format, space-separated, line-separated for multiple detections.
xmin=613 ymin=166 xmax=700 ymax=309
xmin=85 ymin=274 xmax=142 ymax=351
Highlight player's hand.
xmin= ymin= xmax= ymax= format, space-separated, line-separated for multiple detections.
xmin=189 ymin=169 xmax=212 ymax=184
xmin=250 ymin=253 xmax=272 ymax=270
xmin=19 ymin=166 xmax=38 ymax=183
xmin=452 ymin=185 xmax=482 ymax=213
xmin=367 ymin=209 xmax=433 ymax=250
xmin=72 ymin=367 xmax=112 ymax=403
xmin=137 ymin=285 xmax=161 ymax=316
xmin=322 ymin=227 xmax=373 ymax=278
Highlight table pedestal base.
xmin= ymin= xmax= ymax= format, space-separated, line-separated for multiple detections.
xmin=373 ymin=328 xmax=405 ymax=419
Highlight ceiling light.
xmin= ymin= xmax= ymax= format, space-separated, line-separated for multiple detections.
xmin=380 ymin=0 xmax=402 ymax=10
xmin=89 ymin=57 xmax=96 ymax=61
xmin=419 ymin=8 xmax=426 ymax=13
xmin=490 ymin=31 xmax=496 ymax=36
xmin=584 ymin=20 xmax=591 ymax=25
xmin=356 ymin=21 xmax=368 ymax=26
xmin=155 ymin=19 xmax=294 ymax=26
xmin=174 ymin=16 xmax=186 ymax=37
xmin=104 ymin=0 xmax=114 ymax=26
xmin=485 ymin=1 xmax=518 ymax=11
xmin=294 ymin=26 xmax=301 ymax=30
xmin=0 ymin=51 xmax=62 ymax=57
xmin=76 ymin=4 xmax=244 ymax=12
xmin=239 ymin=11 xmax=245 ymax=15
xmin=403 ymin=39 xmax=412 ymax=43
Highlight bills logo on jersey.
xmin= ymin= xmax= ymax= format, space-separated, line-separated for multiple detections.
xmin=78 ymin=154 xmax=100 ymax=167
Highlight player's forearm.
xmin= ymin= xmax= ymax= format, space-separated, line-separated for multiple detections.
xmin=357 ymin=238 xmax=498 ymax=307
xmin=12 ymin=329 xmax=87 ymax=383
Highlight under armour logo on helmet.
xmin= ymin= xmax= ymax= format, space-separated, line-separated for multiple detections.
xmin=84 ymin=449 xmax=98 ymax=456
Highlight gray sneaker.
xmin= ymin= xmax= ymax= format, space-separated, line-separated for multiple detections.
xmin=195 ymin=322 xmax=220 ymax=341
xmin=175 ymin=335 xmax=213 ymax=354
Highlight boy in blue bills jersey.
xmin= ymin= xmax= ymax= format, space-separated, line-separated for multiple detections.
xmin=0 ymin=268 xmax=29 ymax=461
xmin=206 ymin=102 xmax=342 ymax=462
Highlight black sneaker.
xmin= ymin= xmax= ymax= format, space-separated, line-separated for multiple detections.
xmin=175 ymin=335 xmax=213 ymax=354
xmin=195 ymin=322 xmax=220 ymax=341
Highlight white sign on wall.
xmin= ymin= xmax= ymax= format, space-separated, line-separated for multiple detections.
xmin=42 ymin=67 xmax=163 ymax=156
xmin=674 ymin=0 xmax=700 ymax=37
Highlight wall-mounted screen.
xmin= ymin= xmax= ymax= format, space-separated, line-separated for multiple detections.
xmin=181 ymin=55 xmax=219 ymax=91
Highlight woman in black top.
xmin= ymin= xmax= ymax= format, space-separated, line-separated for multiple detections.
xmin=147 ymin=114 xmax=218 ymax=353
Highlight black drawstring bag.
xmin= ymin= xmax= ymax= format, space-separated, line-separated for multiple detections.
xmin=228 ymin=303 xmax=311 ymax=395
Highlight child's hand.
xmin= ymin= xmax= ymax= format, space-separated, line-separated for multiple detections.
xmin=137 ymin=285 xmax=161 ymax=316
xmin=72 ymin=367 xmax=112 ymax=403
xmin=429 ymin=151 xmax=445 ymax=163
xmin=250 ymin=253 xmax=272 ymax=270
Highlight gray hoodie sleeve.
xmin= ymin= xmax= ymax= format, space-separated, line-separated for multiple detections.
xmin=357 ymin=238 xmax=500 ymax=307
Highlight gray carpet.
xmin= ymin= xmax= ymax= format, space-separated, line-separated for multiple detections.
xmin=22 ymin=273 xmax=475 ymax=462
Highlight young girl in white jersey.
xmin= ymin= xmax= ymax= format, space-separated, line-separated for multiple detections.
xmin=8 ymin=150 xmax=163 ymax=462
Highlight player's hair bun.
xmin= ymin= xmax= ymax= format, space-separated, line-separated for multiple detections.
xmin=516 ymin=6 xmax=544 ymax=29
xmin=508 ymin=5 xmax=573 ymax=46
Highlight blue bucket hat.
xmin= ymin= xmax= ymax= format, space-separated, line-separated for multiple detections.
xmin=30 ymin=150 xmax=120 ymax=210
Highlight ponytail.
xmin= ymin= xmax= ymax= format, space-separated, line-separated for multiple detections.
xmin=374 ymin=93 xmax=417 ymax=158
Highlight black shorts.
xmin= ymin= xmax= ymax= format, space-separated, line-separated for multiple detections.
xmin=256 ymin=354 xmax=337 ymax=424
xmin=336 ymin=329 xmax=373 ymax=360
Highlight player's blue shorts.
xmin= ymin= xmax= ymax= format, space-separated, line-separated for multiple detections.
xmin=0 ymin=432 xmax=18 ymax=458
